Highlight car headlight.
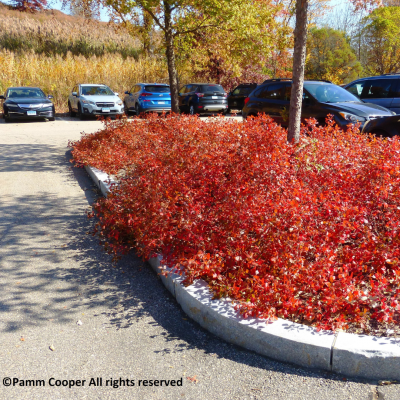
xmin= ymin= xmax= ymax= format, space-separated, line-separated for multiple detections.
xmin=6 ymin=104 xmax=19 ymax=108
xmin=81 ymin=99 xmax=96 ymax=105
xmin=392 ymin=111 xmax=397 ymax=115
xmin=338 ymin=112 xmax=366 ymax=123
xmin=117 ymin=101 xmax=123 ymax=106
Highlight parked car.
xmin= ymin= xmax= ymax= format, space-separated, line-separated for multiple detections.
xmin=124 ymin=83 xmax=171 ymax=115
xmin=178 ymin=83 xmax=228 ymax=115
xmin=242 ymin=79 xmax=396 ymax=130
xmin=344 ymin=74 xmax=400 ymax=114
xmin=1 ymin=87 xmax=55 ymax=122
xmin=227 ymin=83 xmax=257 ymax=114
xmin=68 ymin=84 xmax=124 ymax=119
xmin=362 ymin=114 xmax=400 ymax=138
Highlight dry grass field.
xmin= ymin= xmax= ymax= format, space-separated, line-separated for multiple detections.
xmin=0 ymin=3 xmax=140 ymax=58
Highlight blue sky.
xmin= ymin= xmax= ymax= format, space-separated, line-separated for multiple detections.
xmin=46 ymin=0 xmax=352 ymax=23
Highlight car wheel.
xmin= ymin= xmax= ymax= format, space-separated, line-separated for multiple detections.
xmin=68 ymin=102 xmax=76 ymax=117
xmin=77 ymin=103 xmax=85 ymax=120
xmin=124 ymin=102 xmax=129 ymax=116
xmin=4 ymin=114 xmax=11 ymax=123
xmin=135 ymin=103 xmax=140 ymax=117
xmin=189 ymin=104 xmax=195 ymax=115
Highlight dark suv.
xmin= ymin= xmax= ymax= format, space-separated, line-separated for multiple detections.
xmin=242 ymin=79 xmax=395 ymax=130
xmin=227 ymin=83 xmax=257 ymax=113
xmin=344 ymin=74 xmax=400 ymax=114
xmin=178 ymin=83 xmax=228 ymax=115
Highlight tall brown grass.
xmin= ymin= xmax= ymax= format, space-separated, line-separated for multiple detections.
xmin=0 ymin=5 xmax=140 ymax=58
xmin=0 ymin=50 xmax=190 ymax=112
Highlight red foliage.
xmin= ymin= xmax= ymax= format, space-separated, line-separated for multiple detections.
xmin=70 ymin=114 xmax=400 ymax=331
xmin=193 ymin=55 xmax=270 ymax=92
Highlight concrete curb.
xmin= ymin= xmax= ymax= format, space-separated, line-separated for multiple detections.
xmin=86 ymin=164 xmax=400 ymax=380
xmin=85 ymin=166 xmax=117 ymax=196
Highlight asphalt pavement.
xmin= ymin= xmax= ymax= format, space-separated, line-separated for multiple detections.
xmin=0 ymin=116 xmax=398 ymax=399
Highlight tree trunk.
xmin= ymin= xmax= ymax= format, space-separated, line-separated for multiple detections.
xmin=143 ymin=11 xmax=153 ymax=56
xmin=287 ymin=0 xmax=309 ymax=143
xmin=163 ymin=0 xmax=179 ymax=113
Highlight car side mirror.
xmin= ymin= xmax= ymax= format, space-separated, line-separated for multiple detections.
xmin=124 ymin=91 xmax=129 ymax=95
xmin=48 ymin=95 xmax=53 ymax=99
xmin=72 ymin=92 xmax=77 ymax=97
xmin=0 ymin=95 xmax=4 ymax=100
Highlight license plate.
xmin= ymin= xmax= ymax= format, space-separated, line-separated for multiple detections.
xmin=102 ymin=108 xmax=110 ymax=112
xmin=212 ymin=96 xmax=218 ymax=99
xmin=158 ymin=101 xmax=165 ymax=104
xmin=27 ymin=111 xmax=36 ymax=116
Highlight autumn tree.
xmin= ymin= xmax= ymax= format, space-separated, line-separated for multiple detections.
xmin=305 ymin=27 xmax=362 ymax=84
xmin=12 ymin=0 xmax=47 ymax=12
xmin=361 ymin=6 xmax=400 ymax=74
xmin=177 ymin=0 xmax=291 ymax=90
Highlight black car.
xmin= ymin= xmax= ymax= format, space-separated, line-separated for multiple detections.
xmin=344 ymin=74 xmax=400 ymax=115
xmin=227 ymin=83 xmax=257 ymax=113
xmin=178 ymin=83 xmax=228 ymax=115
xmin=1 ymin=87 xmax=55 ymax=122
xmin=242 ymin=79 xmax=396 ymax=129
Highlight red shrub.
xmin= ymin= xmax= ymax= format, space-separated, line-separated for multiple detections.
xmin=70 ymin=114 xmax=400 ymax=331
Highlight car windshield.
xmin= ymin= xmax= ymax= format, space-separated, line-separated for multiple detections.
xmin=304 ymin=83 xmax=360 ymax=103
xmin=7 ymin=88 xmax=46 ymax=98
xmin=144 ymin=85 xmax=170 ymax=93
xmin=199 ymin=85 xmax=225 ymax=93
xmin=232 ymin=86 xmax=255 ymax=96
xmin=81 ymin=86 xmax=114 ymax=96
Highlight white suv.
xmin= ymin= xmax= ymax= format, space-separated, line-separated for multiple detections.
xmin=68 ymin=84 xmax=124 ymax=119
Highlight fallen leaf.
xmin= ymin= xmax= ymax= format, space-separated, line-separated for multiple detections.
xmin=49 ymin=345 xmax=55 ymax=351
xmin=187 ymin=376 xmax=198 ymax=383
xmin=77 ymin=320 xmax=83 ymax=326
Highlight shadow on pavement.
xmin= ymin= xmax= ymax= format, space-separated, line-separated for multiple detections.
xmin=0 ymin=144 xmax=65 ymax=172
